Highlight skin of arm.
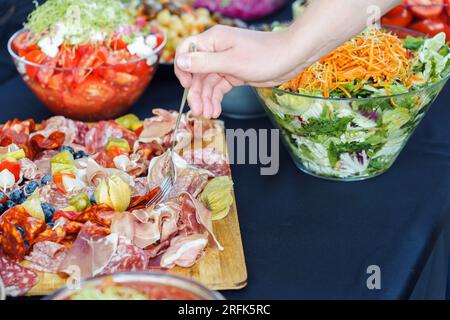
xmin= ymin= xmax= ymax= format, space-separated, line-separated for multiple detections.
xmin=174 ymin=0 xmax=401 ymax=119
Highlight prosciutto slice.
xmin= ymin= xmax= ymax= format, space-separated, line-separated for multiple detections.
xmin=82 ymin=157 xmax=135 ymax=187
xmin=110 ymin=200 xmax=180 ymax=249
xmin=139 ymin=109 xmax=175 ymax=143
xmin=147 ymin=151 xmax=212 ymax=197
xmin=58 ymin=231 xmax=119 ymax=279
xmin=160 ymin=234 xmax=209 ymax=268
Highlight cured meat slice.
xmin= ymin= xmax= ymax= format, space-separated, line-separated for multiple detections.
xmin=30 ymin=131 xmax=65 ymax=152
xmin=147 ymin=151 xmax=212 ymax=197
xmin=111 ymin=200 xmax=180 ymax=250
xmin=160 ymin=234 xmax=208 ymax=269
xmin=100 ymin=236 xmax=147 ymax=275
xmin=180 ymin=193 xmax=223 ymax=250
xmin=25 ymin=241 xmax=67 ymax=273
xmin=31 ymin=116 xmax=88 ymax=146
xmin=0 ymin=119 xmax=35 ymax=147
xmin=85 ymin=121 xmax=137 ymax=155
xmin=0 ymin=219 xmax=26 ymax=260
xmin=138 ymin=108 xmax=177 ymax=143
xmin=182 ymin=148 xmax=231 ymax=176
xmin=0 ymin=206 xmax=46 ymax=259
xmin=58 ymin=230 xmax=119 ymax=279
xmin=0 ymin=251 xmax=38 ymax=297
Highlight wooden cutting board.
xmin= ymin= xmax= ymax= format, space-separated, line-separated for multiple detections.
xmin=24 ymin=121 xmax=247 ymax=296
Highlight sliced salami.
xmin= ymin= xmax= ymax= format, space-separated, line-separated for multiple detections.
xmin=25 ymin=241 xmax=67 ymax=273
xmin=85 ymin=121 xmax=137 ymax=154
xmin=0 ymin=251 xmax=38 ymax=297
xmin=100 ymin=236 xmax=147 ymax=275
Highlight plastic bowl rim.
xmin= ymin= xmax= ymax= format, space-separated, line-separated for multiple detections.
xmin=7 ymin=27 xmax=167 ymax=71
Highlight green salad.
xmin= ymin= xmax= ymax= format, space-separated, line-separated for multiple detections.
xmin=257 ymin=29 xmax=450 ymax=180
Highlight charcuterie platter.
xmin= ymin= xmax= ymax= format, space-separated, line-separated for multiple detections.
xmin=0 ymin=111 xmax=247 ymax=297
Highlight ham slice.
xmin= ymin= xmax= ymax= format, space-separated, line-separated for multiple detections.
xmin=25 ymin=241 xmax=67 ymax=273
xmin=160 ymin=234 xmax=209 ymax=268
xmin=180 ymin=193 xmax=223 ymax=251
xmin=110 ymin=200 xmax=181 ymax=249
xmin=147 ymin=151 xmax=212 ymax=197
xmin=139 ymin=109 xmax=177 ymax=143
xmin=82 ymin=158 xmax=134 ymax=187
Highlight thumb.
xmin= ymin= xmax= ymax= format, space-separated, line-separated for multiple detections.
xmin=176 ymin=51 xmax=230 ymax=74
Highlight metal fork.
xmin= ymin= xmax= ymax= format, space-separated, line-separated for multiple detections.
xmin=146 ymin=43 xmax=196 ymax=208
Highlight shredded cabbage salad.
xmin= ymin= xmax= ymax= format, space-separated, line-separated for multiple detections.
xmin=258 ymin=30 xmax=450 ymax=180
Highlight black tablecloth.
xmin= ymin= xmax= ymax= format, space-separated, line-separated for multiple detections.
xmin=2 ymin=1 xmax=450 ymax=300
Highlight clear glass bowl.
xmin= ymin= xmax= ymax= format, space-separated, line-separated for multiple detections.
xmin=44 ymin=271 xmax=225 ymax=300
xmin=0 ymin=277 xmax=5 ymax=300
xmin=256 ymin=30 xmax=450 ymax=181
xmin=8 ymin=29 xmax=166 ymax=121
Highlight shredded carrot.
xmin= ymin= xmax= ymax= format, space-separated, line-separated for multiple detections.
xmin=281 ymin=28 xmax=415 ymax=98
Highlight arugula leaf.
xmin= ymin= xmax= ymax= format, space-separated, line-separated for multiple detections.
xmin=295 ymin=116 xmax=353 ymax=138
xmin=403 ymin=36 xmax=425 ymax=51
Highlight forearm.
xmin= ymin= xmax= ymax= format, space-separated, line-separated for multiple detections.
xmin=286 ymin=0 xmax=401 ymax=69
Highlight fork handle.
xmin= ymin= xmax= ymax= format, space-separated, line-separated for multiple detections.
xmin=171 ymin=43 xmax=197 ymax=151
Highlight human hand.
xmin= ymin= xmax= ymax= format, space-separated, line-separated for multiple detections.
xmin=174 ymin=25 xmax=307 ymax=119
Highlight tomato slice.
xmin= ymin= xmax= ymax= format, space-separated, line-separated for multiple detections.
xmin=109 ymin=36 xmax=129 ymax=50
xmin=24 ymin=50 xmax=46 ymax=79
xmin=12 ymin=31 xmax=38 ymax=56
xmin=0 ymin=160 xmax=21 ymax=181
xmin=446 ymin=0 xmax=450 ymax=17
xmin=406 ymin=0 xmax=444 ymax=19
xmin=133 ymin=60 xmax=151 ymax=77
xmin=73 ymin=76 xmax=115 ymax=102
xmin=106 ymin=50 xmax=136 ymax=73
xmin=107 ymin=146 xmax=129 ymax=159
xmin=36 ymin=58 xmax=56 ymax=85
xmin=53 ymin=173 xmax=76 ymax=194
xmin=384 ymin=6 xmax=406 ymax=18
xmin=48 ymin=73 xmax=64 ymax=91
xmin=381 ymin=7 xmax=414 ymax=27
xmin=73 ymin=49 xmax=98 ymax=83
xmin=409 ymin=16 xmax=448 ymax=36
xmin=58 ymin=45 xmax=80 ymax=68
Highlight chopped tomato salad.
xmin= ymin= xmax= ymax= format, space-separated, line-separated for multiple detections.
xmin=9 ymin=0 xmax=166 ymax=121
xmin=382 ymin=0 xmax=450 ymax=39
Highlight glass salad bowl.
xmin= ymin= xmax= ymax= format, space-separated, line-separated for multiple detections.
xmin=7 ymin=29 xmax=166 ymax=121
xmin=257 ymin=76 xmax=450 ymax=181
xmin=44 ymin=271 xmax=224 ymax=300
xmin=256 ymin=28 xmax=450 ymax=181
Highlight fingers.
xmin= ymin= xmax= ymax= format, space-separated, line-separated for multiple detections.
xmin=176 ymin=51 xmax=232 ymax=75
xmin=201 ymin=74 xmax=222 ymax=119
xmin=188 ymin=74 xmax=233 ymax=119
xmin=212 ymin=79 xmax=233 ymax=118
xmin=187 ymin=74 xmax=205 ymax=117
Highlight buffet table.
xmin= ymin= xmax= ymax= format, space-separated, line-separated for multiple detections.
xmin=1 ymin=1 xmax=450 ymax=300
